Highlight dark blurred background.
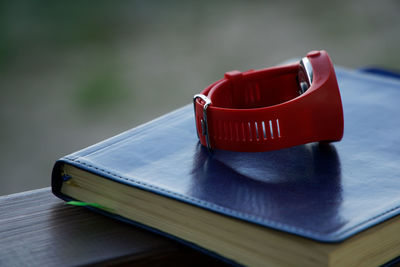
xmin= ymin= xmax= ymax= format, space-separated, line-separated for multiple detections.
xmin=1 ymin=0 xmax=399 ymax=195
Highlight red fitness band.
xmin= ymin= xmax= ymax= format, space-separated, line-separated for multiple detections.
xmin=193 ymin=50 xmax=344 ymax=152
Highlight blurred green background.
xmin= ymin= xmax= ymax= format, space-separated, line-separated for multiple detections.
xmin=1 ymin=0 xmax=399 ymax=195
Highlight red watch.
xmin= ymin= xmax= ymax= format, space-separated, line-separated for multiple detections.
xmin=193 ymin=50 xmax=344 ymax=152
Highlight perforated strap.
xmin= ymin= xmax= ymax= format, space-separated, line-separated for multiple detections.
xmin=194 ymin=50 xmax=344 ymax=152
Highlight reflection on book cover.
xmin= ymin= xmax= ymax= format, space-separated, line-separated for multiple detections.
xmin=190 ymin=143 xmax=345 ymax=235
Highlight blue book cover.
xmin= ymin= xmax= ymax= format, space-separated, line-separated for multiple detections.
xmin=52 ymin=67 xmax=400 ymax=266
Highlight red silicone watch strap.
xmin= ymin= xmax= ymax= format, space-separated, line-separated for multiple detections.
xmin=194 ymin=50 xmax=344 ymax=152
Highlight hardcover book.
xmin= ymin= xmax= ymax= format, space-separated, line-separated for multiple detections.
xmin=52 ymin=67 xmax=400 ymax=266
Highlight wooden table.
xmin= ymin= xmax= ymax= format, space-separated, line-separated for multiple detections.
xmin=0 ymin=188 xmax=229 ymax=266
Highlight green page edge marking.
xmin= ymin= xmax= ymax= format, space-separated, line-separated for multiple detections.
xmin=66 ymin=201 xmax=115 ymax=213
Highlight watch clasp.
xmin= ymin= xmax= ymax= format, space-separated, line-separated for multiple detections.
xmin=298 ymin=57 xmax=314 ymax=95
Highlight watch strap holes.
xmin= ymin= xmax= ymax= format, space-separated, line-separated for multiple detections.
xmin=276 ymin=119 xmax=281 ymax=138
xmin=254 ymin=122 xmax=260 ymax=141
xmin=247 ymin=122 xmax=253 ymax=141
xmin=261 ymin=121 xmax=267 ymax=140
xmin=241 ymin=122 xmax=246 ymax=141
xmin=269 ymin=120 xmax=274 ymax=139
xmin=212 ymin=119 xmax=281 ymax=144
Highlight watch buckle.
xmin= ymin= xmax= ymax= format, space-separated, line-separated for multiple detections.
xmin=193 ymin=94 xmax=212 ymax=151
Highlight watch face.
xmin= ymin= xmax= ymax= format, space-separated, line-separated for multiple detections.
xmin=297 ymin=57 xmax=313 ymax=95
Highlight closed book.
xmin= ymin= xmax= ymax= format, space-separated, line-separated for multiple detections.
xmin=52 ymin=67 xmax=400 ymax=266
